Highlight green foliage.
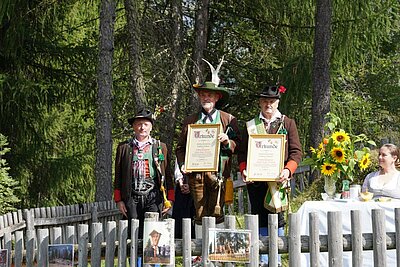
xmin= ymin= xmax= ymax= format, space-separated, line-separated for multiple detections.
xmin=0 ymin=133 xmax=20 ymax=214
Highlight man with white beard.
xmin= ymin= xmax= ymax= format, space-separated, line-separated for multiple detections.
xmin=175 ymin=59 xmax=241 ymax=239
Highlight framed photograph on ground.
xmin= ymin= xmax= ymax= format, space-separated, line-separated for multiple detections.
xmin=0 ymin=249 xmax=8 ymax=267
xmin=246 ymin=134 xmax=285 ymax=181
xmin=207 ymin=228 xmax=251 ymax=263
xmin=48 ymin=244 xmax=74 ymax=267
xmin=184 ymin=124 xmax=222 ymax=172
xmin=143 ymin=221 xmax=174 ymax=265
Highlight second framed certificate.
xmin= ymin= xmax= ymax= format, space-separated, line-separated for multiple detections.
xmin=184 ymin=124 xmax=222 ymax=172
xmin=246 ymin=134 xmax=285 ymax=181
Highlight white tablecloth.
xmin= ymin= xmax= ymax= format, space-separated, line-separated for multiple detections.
xmin=297 ymin=200 xmax=400 ymax=266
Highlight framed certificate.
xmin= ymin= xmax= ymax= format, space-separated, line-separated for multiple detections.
xmin=246 ymin=134 xmax=285 ymax=181
xmin=184 ymin=124 xmax=222 ymax=172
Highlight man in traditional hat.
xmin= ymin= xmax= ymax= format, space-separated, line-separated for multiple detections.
xmin=238 ymin=85 xmax=302 ymax=266
xmin=114 ymin=108 xmax=174 ymax=237
xmin=175 ymin=58 xmax=241 ymax=238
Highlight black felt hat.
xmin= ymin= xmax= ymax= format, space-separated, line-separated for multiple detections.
xmin=258 ymin=85 xmax=287 ymax=99
xmin=127 ymin=108 xmax=154 ymax=125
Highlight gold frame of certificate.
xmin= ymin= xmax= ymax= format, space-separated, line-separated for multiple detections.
xmin=246 ymin=134 xmax=285 ymax=181
xmin=184 ymin=124 xmax=222 ymax=172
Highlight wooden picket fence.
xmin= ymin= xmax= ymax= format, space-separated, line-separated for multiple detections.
xmin=1 ymin=205 xmax=400 ymax=267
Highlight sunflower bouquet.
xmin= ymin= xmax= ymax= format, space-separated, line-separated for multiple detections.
xmin=303 ymin=113 xmax=376 ymax=183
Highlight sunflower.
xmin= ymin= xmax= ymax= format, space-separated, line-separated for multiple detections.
xmin=331 ymin=130 xmax=350 ymax=145
xmin=310 ymin=146 xmax=316 ymax=154
xmin=331 ymin=147 xmax=346 ymax=163
xmin=321 ymin=162 xmax=337 ymax=176
xmin=359 ymin=153 xmax=371 ymax=170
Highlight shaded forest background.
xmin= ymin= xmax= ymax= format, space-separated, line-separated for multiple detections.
xmin=0 ymin=0 xmax=399 ymax=211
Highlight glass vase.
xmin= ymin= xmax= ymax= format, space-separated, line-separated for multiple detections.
xmin=324 ymin=176 xmax=336 ymax=199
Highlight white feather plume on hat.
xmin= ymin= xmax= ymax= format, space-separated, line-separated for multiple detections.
xmin=202 ymin=56 xmax=224 ymax=86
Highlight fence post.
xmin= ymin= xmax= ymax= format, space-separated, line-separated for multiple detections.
xmin=166 ymin=218 xmax=175 ymax=267
xmin=91 ymin=222 xmax=103 ymax=267
xmin=118 ymin=220 xmax=128 ymax=267
xmin=327 ymin=211 xmax=343 ymax=267
xmin=24 ymin=209 xmax=35 ymax=267
xmin=309 ymin=212 xmax=320 ymax=267
xmin=37 ymin=228 xmax=49 ymax=267
xmin=395 ymin=208 xmax=400 ymax=267
xmin=268 ymin=214 xmax=279 ymax=267
xmin=372 ymin=209 xmax=386 ymax=267
xmin=130 ymin=219 xmax=140 ymax=267
xmin=91 ymin=204 xmax=98 ymax=223
xmin=15 ymin=231 xmax=24 ymax=267
xmin=245 ymin=214 xmax=259 ymax=267
xmin=78 ymin=224 xmax=89 ymax=267
xmin=51 ymin=227 xmax=62 ymax=244
xmin=105 ymin=221 xmax=117 ymax=267
xmin=202 ymin=216 xmax=216 ymax=267
xmin=351 ymin=210 xmax=362 ymax=266
xmin=4 ymin=232 xmax=12 ymax=267
xmin=288 ymin=212 xmax=301 ymax=266
xmin=66 ymin=225 xmax=75 ymax=244
xmin=182 ymin=218 xmax=192 ymax=267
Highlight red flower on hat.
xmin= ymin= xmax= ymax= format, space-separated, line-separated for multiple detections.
xmin=278 ymin=85 xmax=287 ymax=93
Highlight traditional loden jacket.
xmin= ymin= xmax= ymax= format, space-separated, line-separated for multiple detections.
xmin=114 ymin=139 xmax=174 ymax=204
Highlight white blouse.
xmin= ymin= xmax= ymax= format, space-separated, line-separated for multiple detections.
xmin=362 ymin=171 xmax=400 ymax=199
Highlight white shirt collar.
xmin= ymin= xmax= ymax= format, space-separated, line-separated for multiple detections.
xmin=259 ymin=110 xmax=282 ymax=124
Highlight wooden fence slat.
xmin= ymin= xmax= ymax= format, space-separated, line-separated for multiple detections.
xmin=202 ymin=217 xmax=215 ymax=267
xmin=78 ymin=224 xmax=89 ymax=267
xmin=130 ymin=219 xmax=140 ymax=267
xmin=118 ymin=220 xmax=128 ymax=267
xmin=245 ymin=214 xmax=259 ymax=267
xmin=4 ymin=231 xmax=12 ymax=267
xmin=182 ymin=218 xmax=192 ymax=267
xmin=327 ymin=211 xmax=343 ymax=267
xmin=66 ymin=225 xmax=75 ymax=244
xmin=105 ymin=221 xmax=116 ymax=267
xmin=37 ymin=228 xmax=49 ymax=267
xmin=51 ymin=227 xmax=62 ymax=244
xmin=289 ymin=213 xmax=301 ymax=266
xmin=13 ymin=211 xmax=18 ymax=225
xmin=351 ymin=210 xmax=363 ymax=267
xmin=395 ymin=208 xmax=400 ymax=267
xmin=6 ymin=213 xmax=12 ymax=227
xmin=372 ymin=209 xmax=386 ymax=267
xmin=268 ymin=214 xmax=279 ymax=267
xmin=25 ymin=229 xmax=35 ymax=267
xmin=40 ymin=207 xmax=46 ymax=219
xmin=309 ymin=212 xmax=320 ymax=267
xmin=91 ymin=222 xmax=103 ymax=267
xmin=14 ymin=231 xmax=24 ymax=267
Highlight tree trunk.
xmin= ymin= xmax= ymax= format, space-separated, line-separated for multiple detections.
xmin=189 ymin=0 xmax=209 ymax=113
xmin=124 ymin=0 xmax=147 ymax=111
xmin=310 ymin=0 xmax=332 ymax=182
xmin=162 ymin=0 xmax=185 ymax=149
xmin=95 ymin=0 xmax=116 ymax=201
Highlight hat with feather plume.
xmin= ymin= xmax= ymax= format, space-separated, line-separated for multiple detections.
xmin=192 ymin=56 xmax=230 ymax=104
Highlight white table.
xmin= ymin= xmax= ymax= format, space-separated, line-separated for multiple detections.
xmin=297 ymin=200 xmax=400 ymax=266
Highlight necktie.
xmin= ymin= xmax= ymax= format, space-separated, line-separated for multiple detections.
xmin=202 ymin=108 xmax=216 ymax=123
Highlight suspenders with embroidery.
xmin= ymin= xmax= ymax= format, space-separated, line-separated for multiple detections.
xmin=131 ymin=140 xmax=154 ymax=196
